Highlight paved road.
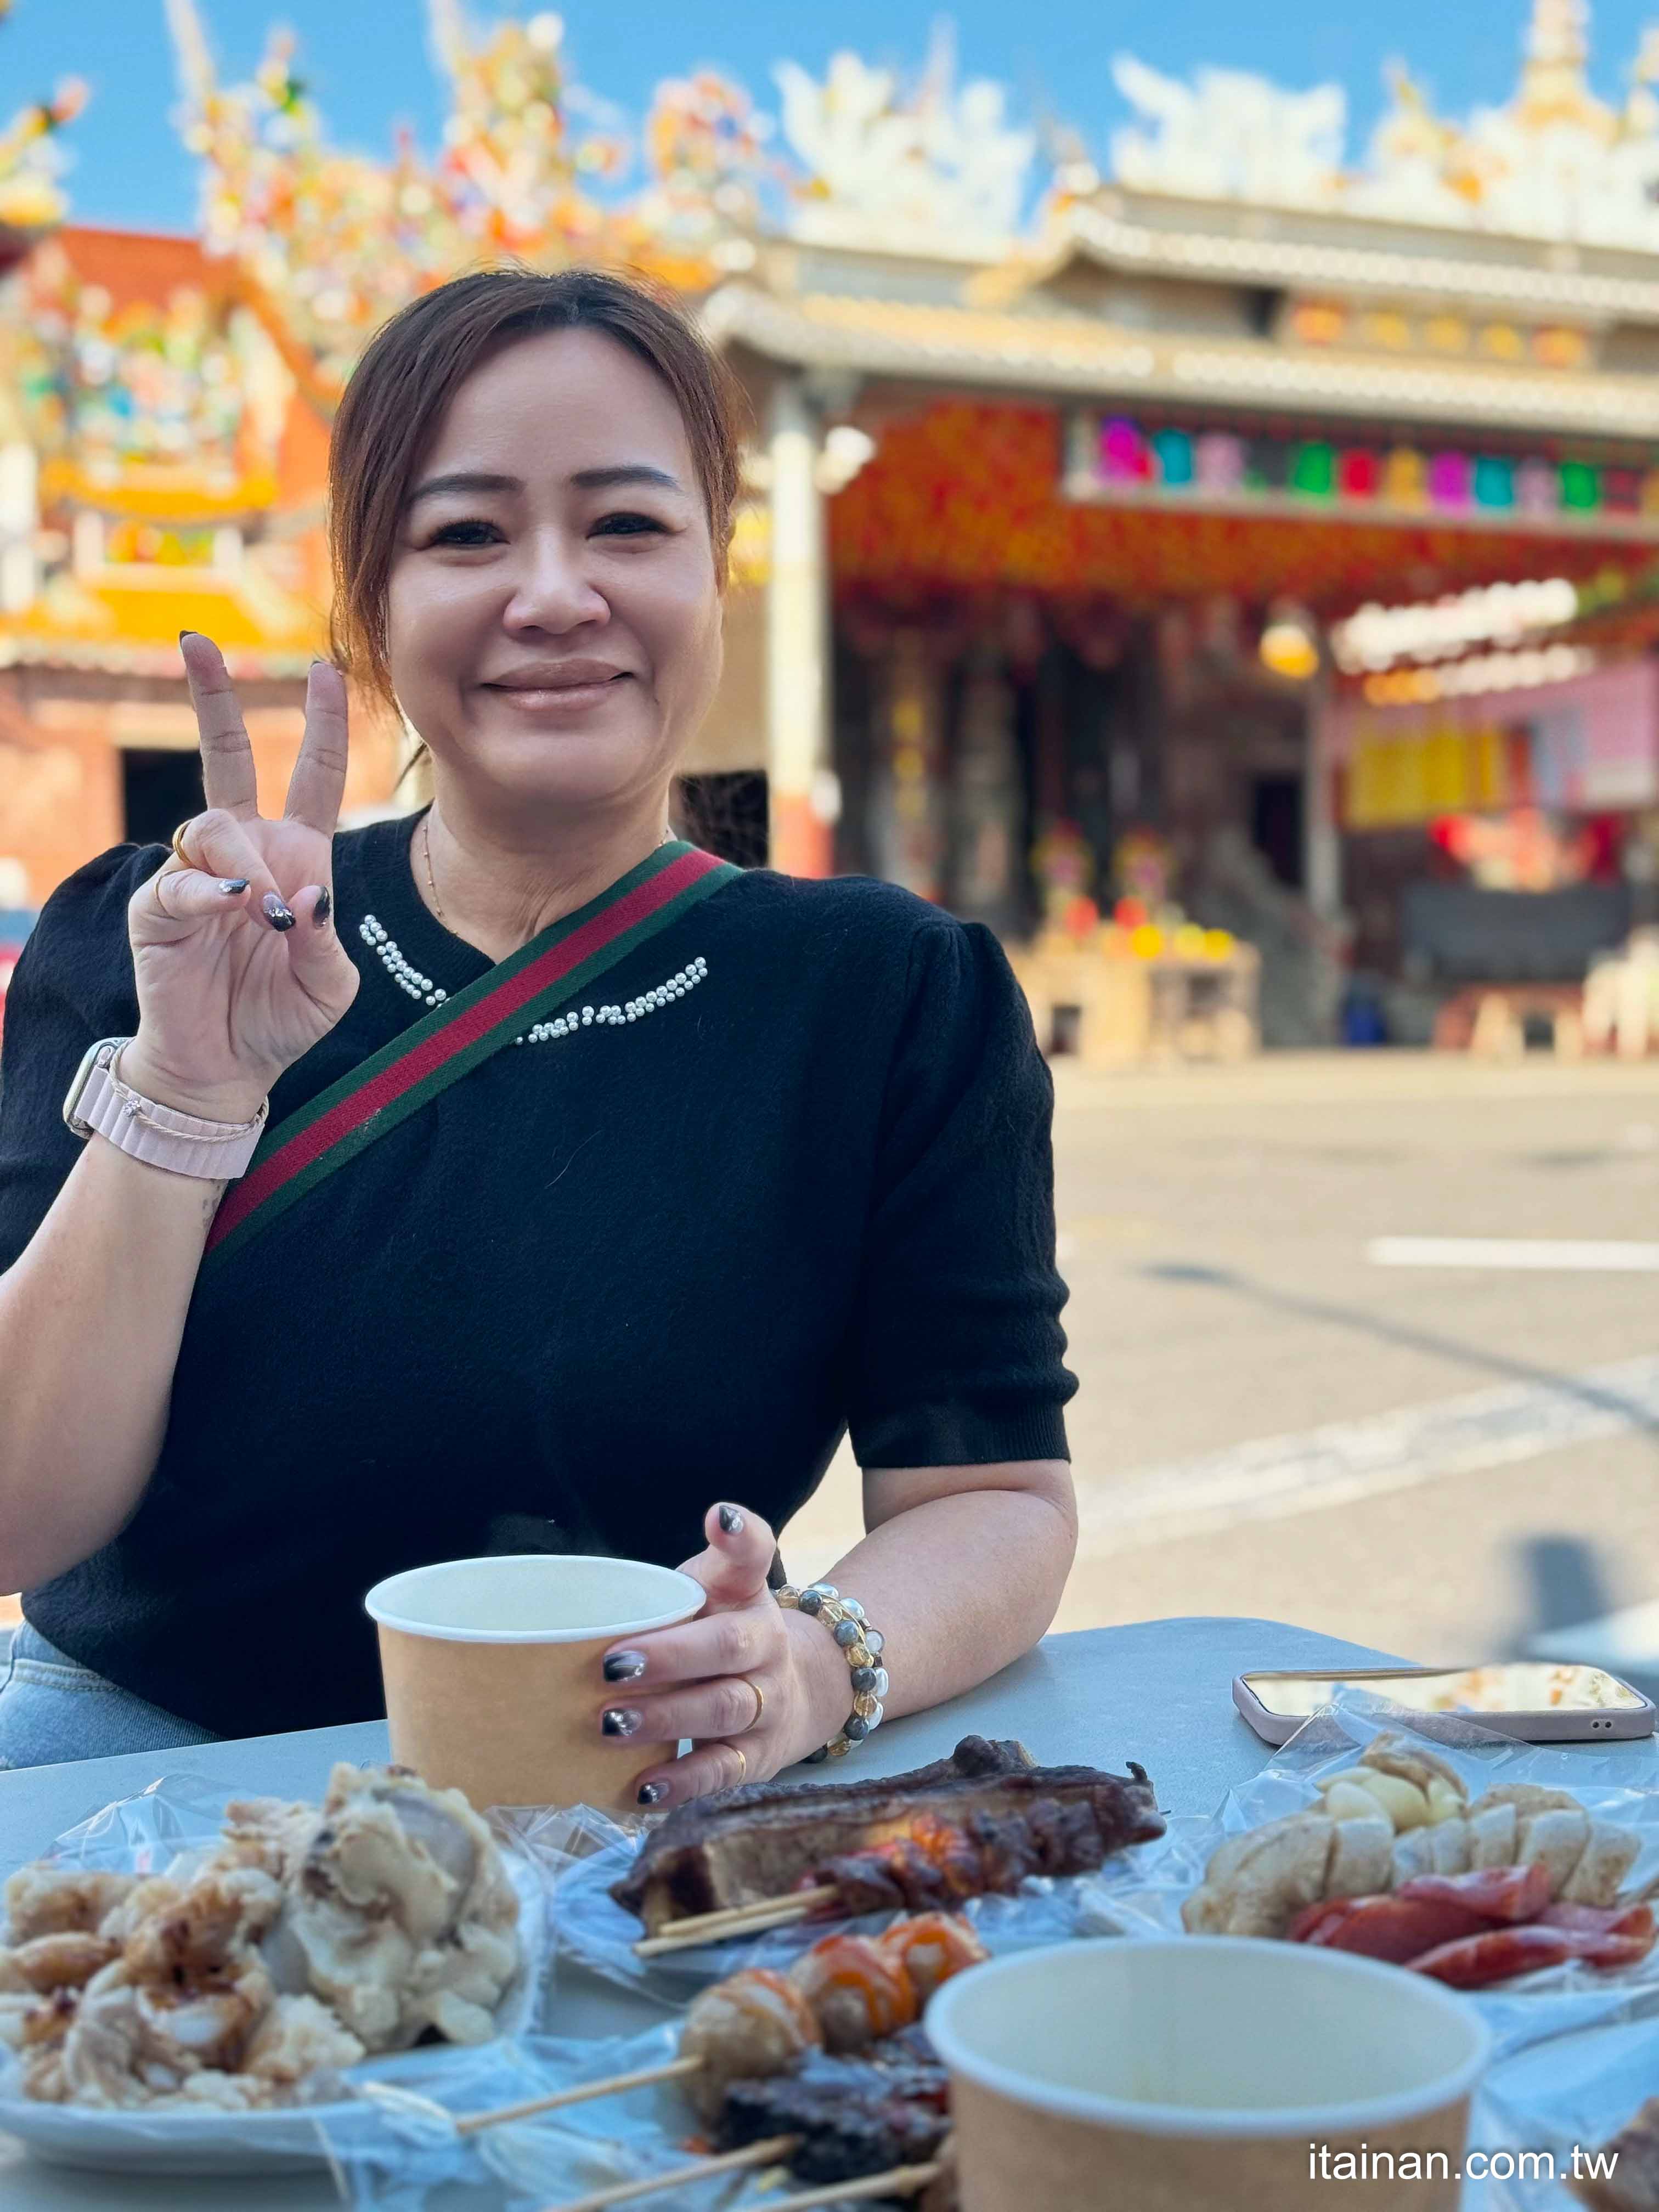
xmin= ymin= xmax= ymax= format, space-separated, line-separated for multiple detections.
xmin=788 ymin=1051 xmax=1659 ymax=1670
xmin=9 ymin=1052 xmax=1659 ymax=1680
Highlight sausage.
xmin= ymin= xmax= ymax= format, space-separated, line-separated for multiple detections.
xmin=1410 ymin=1925 xmax=1577 ymax=1988
xmin=1539 ymin=1900 xmax=1655 ymax=1945
xmin=1393 ymin=1863 xmax=1553 ymax=1923
xmin=1412 ymin=1920 xmax=1653 ymax=1989
xmin=1291 ymin=1893 xmax=1491 ymax=1964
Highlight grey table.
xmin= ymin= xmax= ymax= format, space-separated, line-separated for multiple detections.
xmin=0 ymin=1614 xmax=1620 ymax=2212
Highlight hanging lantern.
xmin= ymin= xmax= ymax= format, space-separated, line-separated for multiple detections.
xmin=1259 ymin=601 xmax=1321 ymax=682
xmin=1152 ymin=427 xmax=1194 ymax=488
xmin=1291 ymin=442 xmax=1336 ymax=498
xmin=1428 ymin=450 xmax=1472 ymax=509
xmin=1339 ymin=448 xmax=1380 ymax=500
xmin=1473 ymin=456 xmax=1515 ymax=509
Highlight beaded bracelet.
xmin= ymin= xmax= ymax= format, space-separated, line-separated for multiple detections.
xmin=775 ymin=1582 xmax=889 ymax=1762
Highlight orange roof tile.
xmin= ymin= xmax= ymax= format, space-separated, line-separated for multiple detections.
xmin=55 ymin=226 xmax=239 ymax=314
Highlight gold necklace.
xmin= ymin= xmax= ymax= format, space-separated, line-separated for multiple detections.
xmin=420 ymin=812 xmax=447 ymax=928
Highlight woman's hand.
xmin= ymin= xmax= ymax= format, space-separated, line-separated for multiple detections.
xmin=599 ymin=1504 xmax=851 ymax=1808
xmin=120 ymin=634 xmax=362 ymax=1123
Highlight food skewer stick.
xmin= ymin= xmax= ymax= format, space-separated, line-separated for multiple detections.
xmin=634 ymin=1886 xmax=837 ymax=1957
xmin=744 ymin=2157 xmax=945 ymax=2211
xmin=453 ymin=2056 xmax=703 ymax=2136
xmin=538 ymin=2133 xmax=799 ymax=2212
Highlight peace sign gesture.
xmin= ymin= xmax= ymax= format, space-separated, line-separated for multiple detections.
xmin=121 ymin=634 xmax=363 ymax=1124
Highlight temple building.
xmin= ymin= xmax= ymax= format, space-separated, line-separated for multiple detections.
xmin=4 ymin=0 xmax=1659 ymax=1041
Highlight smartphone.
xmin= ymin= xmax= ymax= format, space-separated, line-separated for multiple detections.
xmin=1233 ymin=1662 xmax=1657 ymax=1746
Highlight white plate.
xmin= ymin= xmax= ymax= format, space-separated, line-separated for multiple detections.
xmin=0 ymin=1843 xmax=548 ymax=2175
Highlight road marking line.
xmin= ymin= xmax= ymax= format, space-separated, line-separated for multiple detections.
xmin=1076 ymin=1351 xmax=1659 ymax=1558
xmin=1369 ymin=1237 xmax=1659 ymax=1271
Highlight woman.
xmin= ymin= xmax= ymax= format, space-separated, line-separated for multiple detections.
xmin=0 ymin=269 xmax=1076 ymax=1798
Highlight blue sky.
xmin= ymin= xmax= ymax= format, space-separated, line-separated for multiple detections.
xmin=11 ymin=0 xmax=1659 ymax=235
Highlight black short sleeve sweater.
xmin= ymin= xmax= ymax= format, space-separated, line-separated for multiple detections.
xmin=0 ymin=814 xmax=1074 ymax=1735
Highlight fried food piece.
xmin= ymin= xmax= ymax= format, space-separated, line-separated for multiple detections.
xmin=258 ymin=1765 xmax=520 ymax=2055
xmin=0 ymin=1932 xmax=120 ymax=1995
xmin=240 ymin=1993 xmax=365 ymax=2088
xmin=3 ymin=1867 xmax=135 ymax=1943
xmin=95 ymin=1876 xmax=189 ymax=1944
xmin=210 ymin=1797 xmax=321 ymax=1884
xmin=54 ymin=1867 xmax=284 ymax=2109
xmin=14 ymin=1985 xmax=78 ymax=2102
xmin=681 ymin=1968 xmax=822 ymax=2119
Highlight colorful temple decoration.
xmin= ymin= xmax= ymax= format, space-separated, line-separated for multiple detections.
xmin=0 ymin=0 xmax=85 ymax=259
xmin=830 ymin=403 xmax=1655 ymax=614
xmin=12 ymin=239 xmax=290 ymax=500
xmin=1111 ymin=0 xmax=1659 ymax=252
xmin=774 ymin=26 xmax=1034 ymax=251
xmin=1080 ymin=416 xmax=1659 ymax=537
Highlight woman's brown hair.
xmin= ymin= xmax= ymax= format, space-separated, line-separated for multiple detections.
xmin=326 ymin=266 xmax=744 ymax=716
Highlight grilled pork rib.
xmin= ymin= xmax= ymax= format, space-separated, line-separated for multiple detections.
xmin=610 ymin=1736 xmax=1163 ymax=1934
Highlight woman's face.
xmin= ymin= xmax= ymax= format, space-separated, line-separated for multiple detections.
xmin=386 ymin=328 xmax=723 ymax=818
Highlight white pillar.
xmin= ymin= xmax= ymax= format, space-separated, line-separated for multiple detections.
xmin=0 ymin=442 xmax=37 ymax=612
xmin=1305 ymin=680 xmax=1342 ymax=923
xmin=765 ymin=375 xmax=832 ymax=876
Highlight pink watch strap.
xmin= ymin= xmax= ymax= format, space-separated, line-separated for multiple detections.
xmin=78 ymin=1054 xmax=268 ymax=1181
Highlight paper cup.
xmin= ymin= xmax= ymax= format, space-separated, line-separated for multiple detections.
xmin=926 ymin=1938 xmax=1491 ymax=2212
xmin=364 ymin=1554 xmax=704 ymax=1813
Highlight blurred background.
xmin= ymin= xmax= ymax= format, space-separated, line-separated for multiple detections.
xmin=0 ymin=0 xmax=1656 ymax=1677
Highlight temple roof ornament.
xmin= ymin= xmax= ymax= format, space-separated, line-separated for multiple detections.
xmin=0 ymin=0 xmax=86 ymax=254
xmin=1109 ymin=0 xmax=1659 ymax=253
xmin=775 ymin=28 xmax=1034 ymax=252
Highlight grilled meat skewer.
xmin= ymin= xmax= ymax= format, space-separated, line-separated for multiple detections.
xmin=612 ymin=1737 xmax=1162 ymax=1936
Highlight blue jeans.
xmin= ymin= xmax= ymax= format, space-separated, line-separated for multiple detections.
xmin=0 ymin=1622 xmax=221 ymax=1770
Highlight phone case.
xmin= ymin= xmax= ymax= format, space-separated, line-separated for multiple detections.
xmin=1232 ymin=1665 xmax=1658 ymax=1746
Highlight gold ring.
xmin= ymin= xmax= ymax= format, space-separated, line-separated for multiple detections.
xmin=730 ymin=1744 xmax=747 ymax=1785
xmin=739 ymin=1675 xmax=765 ymax=1730
xmin=170 ymin=821 xmax=194 ymax=869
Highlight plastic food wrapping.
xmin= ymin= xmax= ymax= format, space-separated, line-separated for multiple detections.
xmin=321 ymin=2021 xmax=906 ymax=2210
xmin=1471 ymin=2013 xmax=1659 ymax=2211
xmin=513 ymin=1797 xmax=1118 ymax=1999
xmin=1077 ymin=1694 xmax=1659 ymax=2060
xmin=0 ymin=1770 xmax=554 ymax=2177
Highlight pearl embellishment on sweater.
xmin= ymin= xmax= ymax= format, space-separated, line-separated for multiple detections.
xmin=516 ymin=956 xmax=709 ymax=1045
xmin=359 ymin=916 xmax=448 ymax=1007
xmin=359 ymin=916 xmax=708 ymax=1045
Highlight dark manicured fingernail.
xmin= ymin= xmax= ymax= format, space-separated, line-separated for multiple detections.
xmin=718 ymin=1504 xmax=744 ymax=1535
xmin=313 ymin=888 xmax=332 ymax=927
xmin=178 ymin=629 xmax=198 ymax=644
xmin=604 ymin=1650 xmax=646 ymax=1683
xmin=602 ymin=1707 xmax=642 ymax=1738
xmin=219 ymin=878 xmax=249 ymax=895
xmin=637 ymin=1781 xmax=667 ymax=1806
xmin=262 ymin=893 xmax=296 ymax=932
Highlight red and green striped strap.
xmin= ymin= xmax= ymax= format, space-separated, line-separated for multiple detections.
xmin=200 ymin=840 xmax=739 ymax=1274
